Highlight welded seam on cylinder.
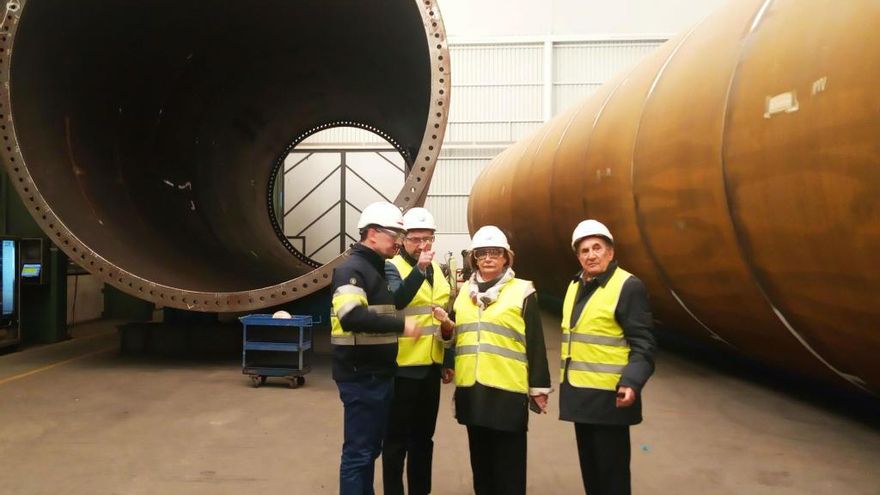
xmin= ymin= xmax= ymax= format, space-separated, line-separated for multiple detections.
xmin=644 ymin=20 xmax=703 ymax=106
xmin=634 ymin=23 xmax=699 ymax=191
xmin=537 ymin=101 xmax=587 ymax=244
xmin=578 ymin=65 xmax=631 ymax=215
xmin=546 ymin=105 xmax=581 ymax=193
xmin=770 ymin=307 xmax=870 ymax=392
xmin=749 ymin=0 xmax=774 ymax=33
xmin=717 ymin=0 xmax=870 ymax=392
xmin=628 ymin=22 xmax=730 ymax=345
xmin=669 ymin=289 xmax=732 ymax=346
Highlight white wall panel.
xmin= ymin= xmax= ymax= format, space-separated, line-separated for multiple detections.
xmin=448 ymin=43 xmax=544 ymax=146
xmin=450 ymin=85 xmax=543 ymax=122
xmin=430 ymin=158 xmax=492 ymax=195
xmin=554 ymin=41 xmax=662 ymax=81
xmin=438 ymin=0 xmax=727 ymax=39
xmin=451 ymin=44 xmax=543 ymax=84
xmin=552 ymin=40 xmax=664 ymax=114
xmin=425 ymin=195 xmax=470 ymax=233
xmin=445 ymin=121 xmax=543 ymax=144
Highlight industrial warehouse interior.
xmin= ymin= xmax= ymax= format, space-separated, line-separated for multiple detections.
xmin=1 ymin=0 xmax=878 ymax=494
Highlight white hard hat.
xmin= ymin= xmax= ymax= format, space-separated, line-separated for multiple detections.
xmin=571 ymin=219 xmax=614 ymax=251
xmin=402 ymin=207 xmax=436 ymax=231
xmin=470 ymin=225 xmax=511 ymax=250
xmin=357 ymin=201 xmax=405 ymax=230
xmin=272 ymin=310 xmax=292 ymax=319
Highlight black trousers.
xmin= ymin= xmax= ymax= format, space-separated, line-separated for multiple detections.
xmin=466 ymin=425 xmax=527 ymax=495
xmin=574 ymin=423 xmax=631 ymax=495
xmin=382 ymin=367 xmax=441 ymax=495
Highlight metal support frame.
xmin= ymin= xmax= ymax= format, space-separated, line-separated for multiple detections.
xmin=280 ymin=147 xmax=405 ymax=264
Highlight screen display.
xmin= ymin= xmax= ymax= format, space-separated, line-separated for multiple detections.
xmin=21 ymin=263 xmax=41 ymax=278
xmin=1 ymin=240 xmax=15 ymax=316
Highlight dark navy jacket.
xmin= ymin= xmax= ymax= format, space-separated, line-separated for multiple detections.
xmin=331 ymin=243 xmax=405 ymax=382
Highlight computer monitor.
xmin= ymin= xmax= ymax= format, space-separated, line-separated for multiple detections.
xmin=21 ymin=263 xmax=42 ymax=279
xmin=0 ymin=239 xmax=17 ymax=319
xmin=19 ymin=238 xmax=44 ymax=285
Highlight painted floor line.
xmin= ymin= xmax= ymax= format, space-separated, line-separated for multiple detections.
xmin=0 ymin=346 xmax=115 ymax=386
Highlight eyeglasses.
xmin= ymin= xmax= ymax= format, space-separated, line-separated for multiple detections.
xmin=404 ymin=235 xmax=435 ymax=245
xmin=474 ymin=247 xmax=506 ymax=261
xmin=375 ymin=227 xmax=405 ymax=241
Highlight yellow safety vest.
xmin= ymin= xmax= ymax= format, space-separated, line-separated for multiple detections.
xmin=453 ymin=278 xmax=532 ymax=394
xmin=560 ymin=267 xmax=632 ymax=390
xmin=388 ymin=256 xmax=450 ymax=366
xmin=331 ymin=284 xmax=398 ymax=345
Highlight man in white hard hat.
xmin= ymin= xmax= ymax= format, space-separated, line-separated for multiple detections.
xmin=330 ymin=201 xmax=420 ymax=495
xmin=559 ymin=219 xmax=656 ymax=495
xmin=382 ymin=207 xmax=454 ymax=495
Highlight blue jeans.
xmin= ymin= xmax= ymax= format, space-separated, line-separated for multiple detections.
xmin=337 ymin=376 xmax=395 ymax=495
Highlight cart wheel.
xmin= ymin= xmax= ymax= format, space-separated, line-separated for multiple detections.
xmin=251 ymin=375 xmax=265 ymax=388
xmin=296 ymin=376 xmax=306 ymax=387
xmin=287 ymin=377 xmax=300 ymax=389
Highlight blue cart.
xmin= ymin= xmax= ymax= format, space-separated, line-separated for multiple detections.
xmin=239 ymin=314 xmax=314 ymax=388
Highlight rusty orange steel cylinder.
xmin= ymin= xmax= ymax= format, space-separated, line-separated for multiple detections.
xmin=468 ymin=0 xmax=880 ymax=394
xmin=1 ymin=0 xmax=450 ymax=312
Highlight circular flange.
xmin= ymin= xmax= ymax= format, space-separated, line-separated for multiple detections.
xmin=0 ymin=0 xmax=451 ymax=312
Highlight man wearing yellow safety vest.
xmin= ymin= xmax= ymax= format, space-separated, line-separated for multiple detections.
xmin=559 ymin=220 xmax=656 ymax=495
xmin=382 ymin=207 xmax=455 ymax=495
xmin=452 ymin=225 xmax=550 ymax=495
xmin=331 ymin=201 xmax=420 ymax=495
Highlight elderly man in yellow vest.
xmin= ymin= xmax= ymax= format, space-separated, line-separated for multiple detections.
xmin=382 ymin=207 xmax=455 ymax=495
xmin=559 ymin=219 xmax=656 ymax=495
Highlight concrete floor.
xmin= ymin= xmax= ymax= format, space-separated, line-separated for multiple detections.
xmin=1 ymin=315 xmax=879 ymax=495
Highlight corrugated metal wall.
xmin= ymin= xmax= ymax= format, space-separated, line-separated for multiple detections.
xmin=552 ymin=40 xmax=664 ymax=113
xmin=446 ymin=44 xmax=545 ymax=144
xmin=288 ymin=37 xmax=666 ymax=261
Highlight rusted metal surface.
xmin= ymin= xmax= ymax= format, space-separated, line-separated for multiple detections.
xmin=468 ymin=0 xmax=880 ymax=393
xmin=1 ymin=0 xmax=450 ymax=312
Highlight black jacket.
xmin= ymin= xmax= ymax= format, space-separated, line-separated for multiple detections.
xmin=331 ymin=243 xmax=404 ymax=382
xmin=559 ymin=262 xmax=657 ymax=425
xmin=454 ymin=272 xmax=551 ymax=432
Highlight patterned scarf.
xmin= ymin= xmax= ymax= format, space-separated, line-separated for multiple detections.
xmin=468 ymin=267 xmax=515 ymax=310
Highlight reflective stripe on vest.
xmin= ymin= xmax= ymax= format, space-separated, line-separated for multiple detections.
xmin=331 ymin=333 xmax=399 ymax=345
xmin=453 ymin=277 xmax=532 ymax=394
xmin=331 ymin=283 xmax=399 ymax=346
xmin=455 ymin=321 xmax=526 ymax=345
xmin=401 ymin=306 xmax=433 ymax=316
xmin=560 ymin=267 xmax=632 ymax=391
xmin=388 ymin=256 xmax=451 ymax=366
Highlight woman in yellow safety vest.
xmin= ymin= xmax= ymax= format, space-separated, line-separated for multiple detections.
xmin=451 ymin=225 xmax=551 ymax=495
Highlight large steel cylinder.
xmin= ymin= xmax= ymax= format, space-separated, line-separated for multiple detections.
xmin=1 ymin=0 xmax=449 ymax=312
xmin=469 ymin=0 xmax=880 ymax=394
